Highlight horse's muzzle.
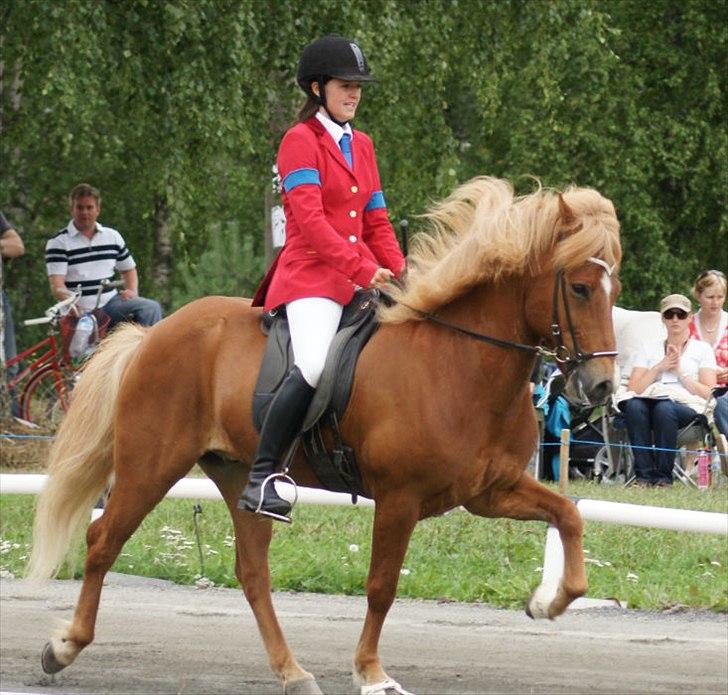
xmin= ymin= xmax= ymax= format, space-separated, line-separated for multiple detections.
xmin=565 ymin=364 xmax=614 ymax=407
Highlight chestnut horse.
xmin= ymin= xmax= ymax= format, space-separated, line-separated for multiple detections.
xmin=28 ymin=177 xmax=621 ymax=695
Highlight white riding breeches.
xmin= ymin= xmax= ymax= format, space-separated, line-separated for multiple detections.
xmin=286 ymin=297 xmax=343 ymax=388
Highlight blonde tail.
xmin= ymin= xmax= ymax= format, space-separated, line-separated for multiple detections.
xmin=26 ymin=323 xmax=147 ymax=581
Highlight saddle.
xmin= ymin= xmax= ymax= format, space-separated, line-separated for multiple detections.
xmin=252 ymin=289 xmax=384 ymax=498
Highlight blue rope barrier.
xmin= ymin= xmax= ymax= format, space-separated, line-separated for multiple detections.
xmin=541 ymin=437 xmax=727 ymax=458
xmin=2 ymin=434 xmax=725 ymax=459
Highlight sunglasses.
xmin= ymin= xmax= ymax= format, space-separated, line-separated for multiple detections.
xmin=662 ymin=309 xmax=688 ymax=320
xmin=697 ymin=269 xmax=726 ymax=280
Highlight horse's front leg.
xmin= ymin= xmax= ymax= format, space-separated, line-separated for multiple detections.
xmin=353 ymin=498 xmax=419 ymax=695
xmin=201 ymin=460 xmax=322 ymax=695
xmin=464 ymin=473 xmax=587 ymax=619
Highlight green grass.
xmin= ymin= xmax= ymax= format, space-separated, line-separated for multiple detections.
xmin=1 ymin=480 xmax=726 ymax=611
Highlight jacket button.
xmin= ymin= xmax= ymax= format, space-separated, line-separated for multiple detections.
xmin=351 ymin=185 xmax=358 ymax=193
xmin=348 ymin=235 xmax=357 ymax=243
xmin=349 ymin=210 xmax=357 ymax=218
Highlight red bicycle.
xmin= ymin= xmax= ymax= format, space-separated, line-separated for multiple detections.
xmin=6 ymin=281 xmax=119 ymax=425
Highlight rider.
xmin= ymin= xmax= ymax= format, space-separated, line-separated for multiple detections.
xmin=238 ymin=34 xmax=405 ymax=522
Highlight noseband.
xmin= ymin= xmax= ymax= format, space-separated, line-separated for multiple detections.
xmin=389 ymin=257 xmax=617 ymax=372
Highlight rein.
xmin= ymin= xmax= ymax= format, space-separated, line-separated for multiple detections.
xmin=386 ymin=258 xmax=617 ymax=370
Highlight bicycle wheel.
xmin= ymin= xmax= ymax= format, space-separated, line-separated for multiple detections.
xmin=20 ymin=365 xmax=76 ymax=426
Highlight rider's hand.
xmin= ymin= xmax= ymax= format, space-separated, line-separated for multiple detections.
xmin=119 ymin=289 xmax=138 ymax=301
xmin=368 ymin=268 xmax=394 ymax=288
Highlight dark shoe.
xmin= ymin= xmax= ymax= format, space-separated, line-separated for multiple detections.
xmin=238 ymin=461 xmax=292 ymax=522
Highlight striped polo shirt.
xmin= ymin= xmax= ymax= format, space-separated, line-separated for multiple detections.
xmin=45 ymin=220 xmax=136 ymax=311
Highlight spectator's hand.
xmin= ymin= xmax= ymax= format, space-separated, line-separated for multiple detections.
xmin=119 ymin=289 xmax=138 ymax=301
xmin=368 ymin=268 xmax=394 ymax=288
xmin=659 ymin=344 xmax=681 ymax=375
xmin=717 ymin=366 xmax=728 ymax=382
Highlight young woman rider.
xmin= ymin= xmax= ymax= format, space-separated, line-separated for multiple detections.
xmin=238 ymin=35 xmax=405 ymax=522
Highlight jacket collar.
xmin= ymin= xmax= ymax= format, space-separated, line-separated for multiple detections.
xmin=306 ymin=117 xmax=357 ymax=179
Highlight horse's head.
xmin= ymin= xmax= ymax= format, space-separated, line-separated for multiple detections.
xmin=377 ymin=177 xmax=622 ymax=406
xmin=526 ymin=191 xmax=622 ymax=406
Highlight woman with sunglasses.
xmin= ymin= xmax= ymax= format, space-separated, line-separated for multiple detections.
xmin=620 ymin=294 xmax=717 ymax=486
xmin=689 ymin=270 xmax=728 ymax=438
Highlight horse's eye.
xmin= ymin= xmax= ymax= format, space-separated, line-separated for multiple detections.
xmin=571 ymin=283 xmax=590 ymax=299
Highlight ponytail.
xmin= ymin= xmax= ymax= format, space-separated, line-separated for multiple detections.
xmin=297 ymin=96 xmax=320 ymax=123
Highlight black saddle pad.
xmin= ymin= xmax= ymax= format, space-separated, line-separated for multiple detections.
xmin=251 ymin=290 xmax=384 ymax=499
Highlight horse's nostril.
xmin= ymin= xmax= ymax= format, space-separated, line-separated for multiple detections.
xmin=591 ymin=379 xmax=613 ymax=402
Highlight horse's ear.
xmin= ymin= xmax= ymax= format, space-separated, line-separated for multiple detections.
xmin=558 ymin=193 xmax=576 ymax=225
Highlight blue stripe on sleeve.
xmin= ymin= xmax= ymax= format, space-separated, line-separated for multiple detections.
xmin=282 ymin=168 xmax=321 ymax=192
xmin=365 ymin=190 xmax=386 ymax=211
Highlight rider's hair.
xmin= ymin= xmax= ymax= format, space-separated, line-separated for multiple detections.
xmin=297 ymin=95 xmax=319 ymax=122
xmin=69 ymin=183 xmax=101 ymax=206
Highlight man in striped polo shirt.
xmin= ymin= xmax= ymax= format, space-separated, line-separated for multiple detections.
xmin=45 ymin=183 xmax=162 ymax=327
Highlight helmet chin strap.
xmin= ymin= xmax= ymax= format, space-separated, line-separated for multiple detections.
xmin=314 ymin=77 xmax=349 ymax=127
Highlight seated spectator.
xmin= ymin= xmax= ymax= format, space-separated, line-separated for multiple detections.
xmin=45 ymin=183 xmax=162 ymax=329
xmin=689 ymin=269 xmax=727 ymax=438
xmin=619 ymin=293 xmax=717 ymax=486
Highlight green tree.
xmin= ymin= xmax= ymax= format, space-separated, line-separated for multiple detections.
xmin=1 ymin=0 xmax=725 ymax=336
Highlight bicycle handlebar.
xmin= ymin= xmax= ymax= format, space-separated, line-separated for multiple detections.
xmin=22 ymin=291 xmax=82 ymax=327
xmin=22 ymin=279 xmax=127 ymax=327
xmin=102 ymin=279 xmax=126 ymax=289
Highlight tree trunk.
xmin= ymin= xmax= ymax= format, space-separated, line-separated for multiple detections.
xmin=152 ymin=194 xmax=173 ymax=313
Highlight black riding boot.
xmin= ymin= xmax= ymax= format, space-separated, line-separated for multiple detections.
xmin=238 ymin=366 xmax=315 ymax=522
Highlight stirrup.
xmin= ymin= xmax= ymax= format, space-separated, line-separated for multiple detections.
xmin=253 ymin=472 xmax=298 ymax=524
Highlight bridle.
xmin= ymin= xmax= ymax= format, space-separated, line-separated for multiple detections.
xmin=388 ymin=257 xmax=618 ymax=372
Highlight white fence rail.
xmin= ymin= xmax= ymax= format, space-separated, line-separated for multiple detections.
xmin=2 ymin=474 xmax=725 ymax=532
xmin=0 ymin=473 xmax=374 ymax=507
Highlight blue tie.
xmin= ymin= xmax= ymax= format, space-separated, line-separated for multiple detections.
xmin=339 ymin=133 xmax=353 ymax=168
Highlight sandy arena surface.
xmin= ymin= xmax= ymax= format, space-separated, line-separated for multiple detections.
xmin=1 ymin=573 xmax=727 ymax=694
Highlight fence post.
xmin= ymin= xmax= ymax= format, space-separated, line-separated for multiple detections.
xmin=559 ymin=428 xmax=570 ymax=494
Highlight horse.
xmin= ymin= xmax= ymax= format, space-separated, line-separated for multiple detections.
xmin=28 ymin=176 xmax=621 ymax=695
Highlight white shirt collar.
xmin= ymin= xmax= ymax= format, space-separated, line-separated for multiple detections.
xmin=316 ymin=111 xmax=353 ymax=145
xmin=68 ymin=219 xmax=100 ymax=237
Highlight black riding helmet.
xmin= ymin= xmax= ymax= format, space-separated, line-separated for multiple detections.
xmin=297 ymin=34 xmax=375 ymax=112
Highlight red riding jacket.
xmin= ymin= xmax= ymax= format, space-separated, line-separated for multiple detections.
xmin=253 ymin=117 xmax=405 ymax=309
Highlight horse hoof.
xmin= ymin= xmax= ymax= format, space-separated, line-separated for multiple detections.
xmin=527 ymin=581 xmax=559 ymax=620
xmin=284 ymin=675 xmax=323 ymax=695
xmin=41 ymin=642 xmax=66 ymax=674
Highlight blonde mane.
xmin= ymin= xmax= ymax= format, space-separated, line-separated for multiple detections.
xmin=379 ymin=176 xmax=621 ymax=323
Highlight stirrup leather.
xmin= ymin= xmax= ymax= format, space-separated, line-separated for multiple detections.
xmin=253 ymin=472 xmax=298 ymax=523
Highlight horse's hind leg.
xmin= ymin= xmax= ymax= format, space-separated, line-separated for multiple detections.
xmin=42 ymin=458 xmax=185 ymax=674
xmin=200 ymin=458 xmax=323 ymax=695
xmin=464 ymin=473 xmax=587 ymax=619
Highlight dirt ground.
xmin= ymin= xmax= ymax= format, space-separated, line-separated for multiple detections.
xmin=1 ymin=573 xmax=727 ymax=695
